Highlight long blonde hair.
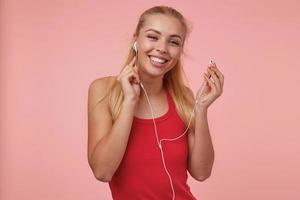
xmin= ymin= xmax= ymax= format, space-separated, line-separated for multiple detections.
xmin=95 ymin=6 xmax=195 ymax=132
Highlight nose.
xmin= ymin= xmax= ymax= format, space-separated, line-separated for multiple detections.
xmin=156 ymin=41 xmax=167 ymax=54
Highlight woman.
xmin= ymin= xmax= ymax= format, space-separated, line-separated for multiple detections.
xmin=87 ymin=5 xmax=224 ymax=200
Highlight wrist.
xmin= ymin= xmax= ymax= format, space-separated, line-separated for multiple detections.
xmin=196 ymin=104 xmax=208 ymax=114
xmin=122 ymin=99 xmax=138 ymax=109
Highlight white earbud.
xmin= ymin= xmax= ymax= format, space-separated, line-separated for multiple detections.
xmin=133 ymin=41 xmax=138 ymax=53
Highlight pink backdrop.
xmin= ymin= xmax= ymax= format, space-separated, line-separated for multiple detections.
xmin=1 ymin=0 xmax=299 ymax=199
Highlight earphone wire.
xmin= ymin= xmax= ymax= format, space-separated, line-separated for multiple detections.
xmin=139 ymin=80 xmax=205 ymax=200
xmin=134 ymin=43 xmax=176 ymax=199
xmin=139 ymin=83 xmax=176 ymax=199
xmin=134 ymin=42 xmax=209 ymax=200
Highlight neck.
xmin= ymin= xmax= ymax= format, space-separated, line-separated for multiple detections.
xmin=139 ymin=76 xmax=165 ymax=98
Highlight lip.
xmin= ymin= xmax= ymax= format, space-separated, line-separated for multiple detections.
xmin=148 ymin=55 xmax=170 ymax=62
xmin=148 ymin=55 xmax=169 ymax=68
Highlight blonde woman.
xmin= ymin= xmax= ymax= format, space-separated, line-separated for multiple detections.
xmin=87 ymin=5 xmax=224 ymax=200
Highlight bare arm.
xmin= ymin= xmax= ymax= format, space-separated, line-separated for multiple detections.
xmin=87 ymin=76 xmax=137 ymax=182
xmin=188 ymin=107 xmax=214 ymax=181
xmin=185 ymin=86 xmax=214 ymax=182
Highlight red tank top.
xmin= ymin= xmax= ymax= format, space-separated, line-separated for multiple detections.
xmin=109 ymin=88 xmax=197 ymax=200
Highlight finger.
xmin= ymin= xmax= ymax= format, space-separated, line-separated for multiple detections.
xmin=210 ymin=64 xmax=222 ymax=76
xmin=133 ymin=64 xmax=139 ymax=73
xmin=127 ymin=72 xmax=136 ymax=83
xmin=133 ymin=71 xmax=140 ymax=83
xmin=204 ymin=73 xmax=217 ymax=92
xmin=208 ymin=62 xmax=222 ymax=78
xmin=126 ymin=71 xmax=140 ymax=84
xmin=123 ymin=62 xmax=137 ymax=74
xmin=132 ymin=65 xmax=139 ymax=79
xmin=129 ymin=56 xmax=137 ymax=67
xmin=208 ymin=62 xmax=214 ymax=67
xmin=207 ymin=68 xmax=221 ymax=91
xmin=210 ymin=66 xmax=224 ymax=87
xmin=124 ymin=64 xmax=139 ymax=76
xmin=209 ymin=60 xmax=217 ymax=67
xmin=206 ymin=68 xmax=216 ymax=83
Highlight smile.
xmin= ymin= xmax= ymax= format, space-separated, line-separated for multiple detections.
xmin=148 ymin=56 xmax=170 ymax=68
xmin=149 ymin=56 xmax=168 ymax=64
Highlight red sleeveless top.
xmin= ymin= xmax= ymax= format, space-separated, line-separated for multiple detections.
xmin=109 ymin=88 xmax=197 ymax=200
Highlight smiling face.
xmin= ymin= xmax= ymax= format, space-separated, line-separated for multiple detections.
xmin=135 ymin=14 xmax=185 ymax=79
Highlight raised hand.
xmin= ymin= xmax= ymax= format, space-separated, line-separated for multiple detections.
xmin=117 ymin=55 xmax=141 ymax=104
xmin=196 ymin=61 xmax=224 ymax=109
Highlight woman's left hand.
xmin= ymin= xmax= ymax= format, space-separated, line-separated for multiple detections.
xmin=196 ymin=61 xmax=224 ymax=110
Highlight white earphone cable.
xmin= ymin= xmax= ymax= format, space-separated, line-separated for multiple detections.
xmin=139 ymin=79 xmax=206 ymax=200
xmin=134 ymin=42 xmax=211 ymax=199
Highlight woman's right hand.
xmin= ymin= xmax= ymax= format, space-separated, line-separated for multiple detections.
xmin=117 ymin=55 xmax=141 ymax=104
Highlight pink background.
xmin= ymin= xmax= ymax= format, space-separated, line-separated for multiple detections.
xmin=1 ymin=0 xmax=299 ymax=199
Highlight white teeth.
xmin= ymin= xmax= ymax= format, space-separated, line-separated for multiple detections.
xmin=150 ymin=56 xmax=167 ymax=64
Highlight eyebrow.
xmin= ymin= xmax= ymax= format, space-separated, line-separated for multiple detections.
xmin=145 ymin=29 xmax=182 ymax=40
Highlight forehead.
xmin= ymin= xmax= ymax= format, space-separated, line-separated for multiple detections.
xmin=141 ymin=14 xmax=184 ymax=38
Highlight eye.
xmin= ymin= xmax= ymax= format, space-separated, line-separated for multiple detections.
xmin=147 ymin=35 xmax=158 ymax=40
xmin=170 ymin=40 xmax=180 ymax=46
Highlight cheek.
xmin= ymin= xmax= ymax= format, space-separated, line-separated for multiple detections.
xmin=170 ymin=51 xmax=181 ymax=63
xmin=169 ymin=46 xmax=182 ymax=56
xmin=140 ymin=41 xmax=153 ymax=51
xmin=138 ymin=45 xmax=152 ymax=59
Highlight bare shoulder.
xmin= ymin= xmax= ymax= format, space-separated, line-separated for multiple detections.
xmin=88 ymin=76 xmax=116 ymax=95
xmin=88 ymin=76 xmax=117 ymax=112
xmin=87 ymin=76 xmax=117 ymax=163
